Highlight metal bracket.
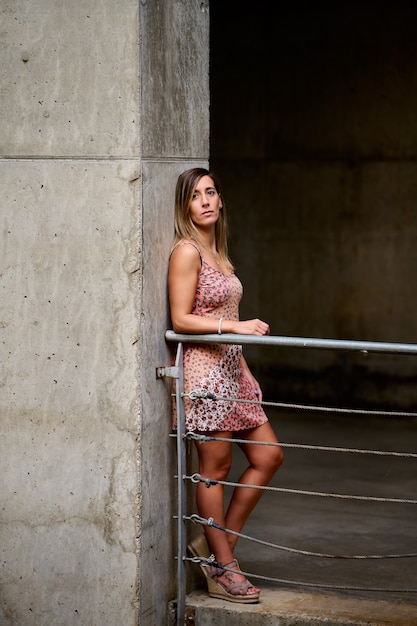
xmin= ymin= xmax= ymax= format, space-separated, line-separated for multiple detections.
xmin=156 ymin=365 xmax=179 ymax=379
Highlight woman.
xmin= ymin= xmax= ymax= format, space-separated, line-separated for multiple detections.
xmin=168 ymin=168 xmax=283 ymax=603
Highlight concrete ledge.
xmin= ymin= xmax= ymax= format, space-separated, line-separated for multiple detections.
xmin=183 ymin=587 xmax=417 ymax=625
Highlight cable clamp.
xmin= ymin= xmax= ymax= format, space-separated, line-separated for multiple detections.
xmin=188 ymin=389 xmax=217 ymax=401
xmin=155 ymin=366 xmax=179 ymax=379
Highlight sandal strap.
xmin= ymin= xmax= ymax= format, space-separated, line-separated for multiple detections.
xmin=210 ymin=560 xmax=257 ymax=596
xmin=221 ymin=572 xmax=254 ymax=596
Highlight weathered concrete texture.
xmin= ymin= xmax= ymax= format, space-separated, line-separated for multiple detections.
xmin=139 ymin=160 xmax=209 ymax=623
xmin=1 ymin=0 xmax=211 ymax=623
xmin=0 ymin=0 xmax=139 ymax=156
xmin=186 ymin=588 xmax=417 ymax=626
xmin=2 ymin=523 xmax=136 ymax=625
xmin=140 ymin=0 xmax=210 ymax=157
xmin=0 ymin=159 xmax=140 ymax=625
xmin=137 ymin=0 xmax=210 ymax=619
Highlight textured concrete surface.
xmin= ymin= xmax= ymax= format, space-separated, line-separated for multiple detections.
xmin=185 ymin=410 xmax=417 ymax=625
xmin=0 ymin=0 xmax=140 ymax=157
xmin=0 ymin=158 xmax=140 ymax=625
xmin=186 ymin=588 xmax=417 ymax=626
xmin=0 ymin=1 xmax=209 ymax=625
xmin=140 ymin=0 xmax=209 ymax=158
xmin=138 ymin=1 xmax=209 ymax=622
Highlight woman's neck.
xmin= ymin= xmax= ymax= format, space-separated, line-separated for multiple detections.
xmin=196 ymin=231 xmax=217 ymax=253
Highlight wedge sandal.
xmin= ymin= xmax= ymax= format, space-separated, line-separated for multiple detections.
xmin=187 ymin=533 xmax=212 ymax=578
xmin=207 ymin=560 xmax=260 ymax=604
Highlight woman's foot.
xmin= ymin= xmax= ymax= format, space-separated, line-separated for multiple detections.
xmin=207 ymin=559 xmax=260 ymax=603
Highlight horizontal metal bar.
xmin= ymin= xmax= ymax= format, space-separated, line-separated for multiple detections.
xmin=165 ymin=330 xmax=417 ymax=355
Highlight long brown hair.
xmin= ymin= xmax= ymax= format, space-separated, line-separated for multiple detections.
xmin=172 ymin=167 xmax=232 ymax=266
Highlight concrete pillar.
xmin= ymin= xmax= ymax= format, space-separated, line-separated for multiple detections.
xmin=0 ymin=1 xmax=209 ymax=624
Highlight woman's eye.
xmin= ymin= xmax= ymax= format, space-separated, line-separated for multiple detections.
xmin=207 ymin=189 xmax=215 ymax=196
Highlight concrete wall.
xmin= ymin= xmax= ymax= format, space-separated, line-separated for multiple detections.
xmin=1 ymin=1 xmax=209 ymax=625
xmin=139 ymin=0 xmax=209 ymax=622
xmin=210 ymin=2 xmax=417 ymax=409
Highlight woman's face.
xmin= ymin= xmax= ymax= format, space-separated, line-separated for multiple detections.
xmin=188 ymin=175 xmax=222 ymax=229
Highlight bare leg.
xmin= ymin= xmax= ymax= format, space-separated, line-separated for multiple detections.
xmin=195 ymin=433 xmax=233 ymax=566
xmin=195 ymin=432 xmax=260 ymax=594
xmin=225 ymin=422 xmax=283 ymax=552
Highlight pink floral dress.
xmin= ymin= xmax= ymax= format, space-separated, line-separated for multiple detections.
xmin=172 ymin=241 xmax=268 ymax=432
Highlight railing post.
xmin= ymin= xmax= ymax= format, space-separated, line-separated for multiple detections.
xmin=175 ymin=343 xmax=187 ymax=625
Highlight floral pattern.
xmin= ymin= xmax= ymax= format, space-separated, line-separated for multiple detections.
xmin=172 ymin=241 xmax=268 ymax=432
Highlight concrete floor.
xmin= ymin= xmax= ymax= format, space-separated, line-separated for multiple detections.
xmin=185 ymin=410 xmax=417 ymax=625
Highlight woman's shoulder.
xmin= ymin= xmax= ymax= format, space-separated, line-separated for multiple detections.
xmin=170 ymin=239 xmax=202 ymax=261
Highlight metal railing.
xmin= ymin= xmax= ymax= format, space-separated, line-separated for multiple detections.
xmin=162 ymin=330 xmax=417 ymax=624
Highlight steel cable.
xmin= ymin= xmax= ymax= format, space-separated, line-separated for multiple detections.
xmin=186 ymin=472 xmax=417 ymax=505
xmin=184 ymin=554 xmax=417 ymax=593
xmin=185 ymin=431 xmax=417 ymax=458
xmin=186 ymin=514 xmax=417 ymax=560
xmin=182 ymin=389 xmax=417 ymax=418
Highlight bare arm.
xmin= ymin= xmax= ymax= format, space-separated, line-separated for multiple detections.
xmin=168 ymin=244 xmax=270 ymax=336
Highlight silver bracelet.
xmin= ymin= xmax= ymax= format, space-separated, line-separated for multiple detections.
xmin=218 ymin=317 xmax=224 ymax=335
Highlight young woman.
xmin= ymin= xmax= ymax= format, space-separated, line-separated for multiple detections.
xmin=168 ymin=168 xmax=283 ymax=603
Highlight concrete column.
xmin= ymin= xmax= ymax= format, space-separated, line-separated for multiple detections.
xmin=0 ymin=1 xmax=209 ymax=624
xmin=139 ymin=0 xmax=209 ymax=622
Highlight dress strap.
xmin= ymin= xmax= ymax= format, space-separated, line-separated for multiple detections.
xmin=171 ymin=240 xmax=203 ymax=262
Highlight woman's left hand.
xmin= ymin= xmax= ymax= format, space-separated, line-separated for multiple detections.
xmin=240 ymin=357 xmax=263 ymax=402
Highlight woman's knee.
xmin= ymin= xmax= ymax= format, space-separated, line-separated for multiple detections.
xmin=196 ymin=435 xmax=232 ymax=467
xmin=203 ymin=457 xmax=232 ymax=480
xmin=272 ymin=445 xmax=284 ymax=471
xmin=254 ymin=445 xmax=283 ymax=474
xmin=198 ymin=448 xmax=232 ymax=480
